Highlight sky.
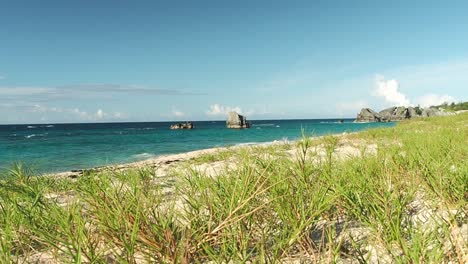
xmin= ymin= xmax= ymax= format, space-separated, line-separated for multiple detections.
xmin=1 ymin=0 xmax=467 ymax=124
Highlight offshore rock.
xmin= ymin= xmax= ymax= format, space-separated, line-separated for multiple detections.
xmin=170 ymin=122 xmax=194 ymax=130
xmin=226 ymin=111 xmax=250 ymax=129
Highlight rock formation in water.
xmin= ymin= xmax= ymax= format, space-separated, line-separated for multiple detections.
xmin=170 ymin=122 xmax=194 ymax=129
xmin=355 ymin=106 xmax=453 ymax=122
xmin=356 ymin=108 xmax=382 ymax=122
xmin=226 ymin=111 xmax=250 ymax=129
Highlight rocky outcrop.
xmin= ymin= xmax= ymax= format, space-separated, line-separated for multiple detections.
xmin=355 ymin=106 xmax=453 ymax=122
xmin=407 ymin=107 xmax=419 ymax=118
xmin=379 ymin=106 xmax=408 ymax=121
xmin=420 ymin=107 xmax=451 ymax=117
xmin=170 ymin=122 xmax=194 ymax=130
xmin=226 ymin=111 xmax=250 ymax=129
xmin=356 ymin=108 xmax=382 ymax=122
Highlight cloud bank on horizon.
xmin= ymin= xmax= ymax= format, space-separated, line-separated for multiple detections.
xmin=30 ymin=104 xmax=126 ymax=122
xmin=206 ymin=104 xmax=242 ymax=116
xmin=0 ymin=63 xmax=465 ymax=124
xmin=372 ymin=75 xmax=456 ymax=108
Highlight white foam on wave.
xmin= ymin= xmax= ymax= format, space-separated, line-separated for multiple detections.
xmin=125 ymin=127 xmax=156 ymax=131
xmin=132 ymin=153 xmax=156 ymax=159
xmin=27 ymin=126 xmax=36 ymax=129
xmin=320 ymin=121 xmax=345 ymax=124
xmin=25 ymin=133 xmax=48 ymax=139
xmin=252 ymin=124 xmax=275 ymax=127
xmin=272 ymin=137 xmax=290 ymax=144
xmin=235 ymin=142 xmax=260 ymax=147
xmin=45 ymin=125 xmax=54 ymax=128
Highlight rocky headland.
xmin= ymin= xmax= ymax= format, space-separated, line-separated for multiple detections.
xmin=355 ymin=106 xmax=453 ymax=122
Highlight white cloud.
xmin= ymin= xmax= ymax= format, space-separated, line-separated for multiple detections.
xmin=0 ymin=84 xmax=203 ymax=104
xmin=415 ymin=94 xmax=456 ymax=108
xmin=96 ymin=109 xmax=105 ymax=119
xmin=206 ymin=104 xmax=242 ymax=116
xmin=171 ymin=108 xmax=185 ymax=117
xmin=0 ymin=87 xmax=55 ymax=96
xmin=113 ymin=112 xmax=125 ymax=119
xmin=372 ymin=75 xmax=411 ymax=107
xmin=370 ymin=75 xmax=459 ymax=108
xmin=29 ymin=104 xmax=124 ymax=121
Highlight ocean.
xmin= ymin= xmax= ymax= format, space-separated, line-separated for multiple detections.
xmin=0 ymin=119 xmax=394 ymax=173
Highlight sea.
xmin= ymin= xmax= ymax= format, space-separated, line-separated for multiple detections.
xmin=0 ymin=119 xmax=394 ymax=173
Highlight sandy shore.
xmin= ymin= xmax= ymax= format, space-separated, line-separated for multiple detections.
xmin=47 ymin=131 xmax=362 ymax=180
xmin=47 ymin=138 xmax=294 ymax=179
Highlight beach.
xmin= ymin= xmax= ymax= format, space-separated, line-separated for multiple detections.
xmin=3 ymin=1 xmax=468 ymax=262
xmin=2 ymin=114 xmax=467 ymax=263
xmin=47 ymin=131 xmax=369 ymax=180
xmin=0 ymin=119 xmax=394 ymax=174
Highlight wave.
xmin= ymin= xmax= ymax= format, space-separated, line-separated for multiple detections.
xmin=271 ymin=137 xmax=290 ymax=143
xmin=235 ymin=142 xmax=260 ymax=147
xmin=25 ymin=133 xmax=47 ymax=139
xmin=124 ymin=127 xmax=156 ymax=131
xmin=132 ymin=153 xmax=156 ymax=159
xmin=45 ymin=125 xmax=54 ymax=128
xmin=319 ymin=121 xmax=345 ymax=124
xmin=252 ymin=124 xmax=275 ymax=127
xmin=27 ymin=126 xmax=37 ymax=129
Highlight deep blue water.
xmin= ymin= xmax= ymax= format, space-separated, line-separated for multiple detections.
xmin=0 ymin=119 xmax=394 ymax=173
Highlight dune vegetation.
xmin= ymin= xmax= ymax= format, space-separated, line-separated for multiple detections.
xmin=435 ymin=101 xmax=468 ymax=112
xmin=0 ymin=113 xmax=467 ymax=263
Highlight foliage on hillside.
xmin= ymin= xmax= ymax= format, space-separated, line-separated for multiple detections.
xmin=433 ymin=101 xmax=468 ymax=111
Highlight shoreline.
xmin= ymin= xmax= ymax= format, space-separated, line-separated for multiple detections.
xmin=47 ymin=130 xmax=359 ymax=179
xmin=7 ymin=113 xmax=467 ymax=263
xmin=47 ymin=137 xmax=296 ymax=179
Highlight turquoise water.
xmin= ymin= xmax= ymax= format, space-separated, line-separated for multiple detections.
xmin=0 ymin=119 xmax=394 ymax=173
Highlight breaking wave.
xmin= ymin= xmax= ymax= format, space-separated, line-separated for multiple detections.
xmin=132 ymin=153 xmax=156 ymax=159
xmin=25 ymin=133 xmax=47 ymax=139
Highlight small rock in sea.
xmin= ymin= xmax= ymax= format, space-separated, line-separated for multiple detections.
xmin=170 ymin=122 xmax=194 ymax=130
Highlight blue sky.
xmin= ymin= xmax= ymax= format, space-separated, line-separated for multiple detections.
xmin=1 ymin=0 xmax=467 ymax=124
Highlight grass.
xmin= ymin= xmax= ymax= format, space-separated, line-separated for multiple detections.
xmin=434 ymin=101 xmax=468 ymax=112
xmin=0 ymin=113 xmax=467 ymax=263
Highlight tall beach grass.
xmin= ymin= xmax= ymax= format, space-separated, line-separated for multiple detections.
xmin=0 ymin=113 xmax=467 ymax=263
